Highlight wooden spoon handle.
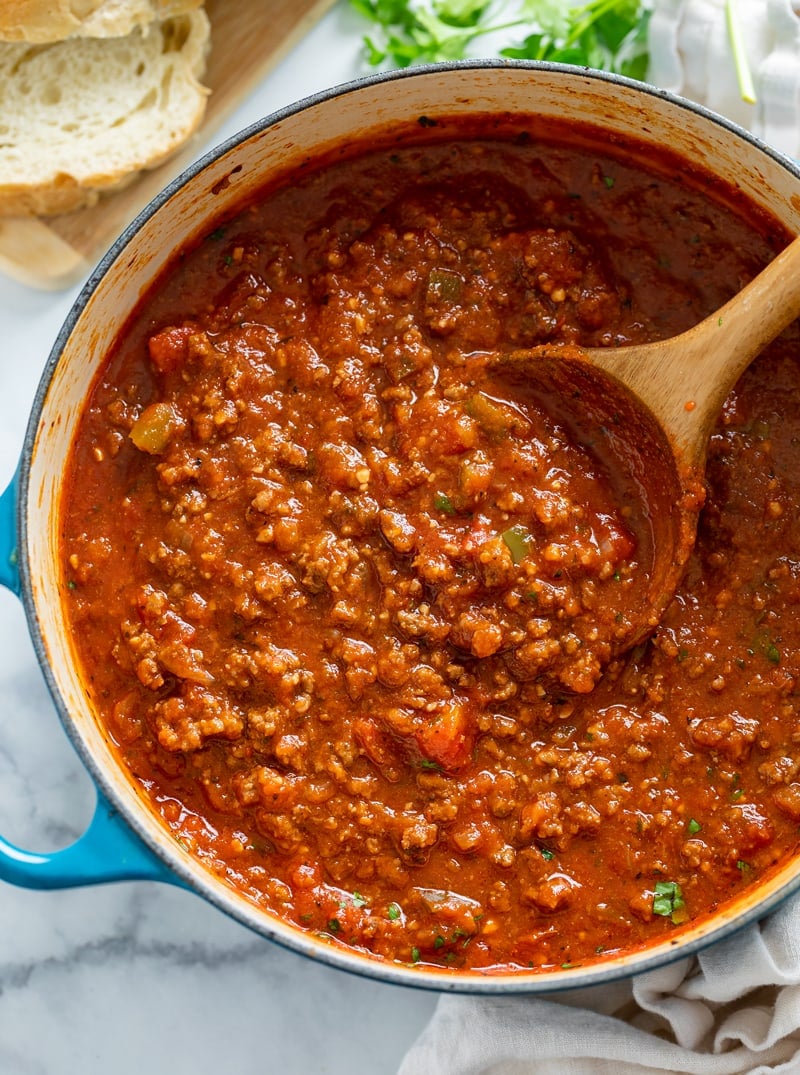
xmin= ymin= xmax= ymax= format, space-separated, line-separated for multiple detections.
xmin=588 ymin=233 xmax=800 ymax=470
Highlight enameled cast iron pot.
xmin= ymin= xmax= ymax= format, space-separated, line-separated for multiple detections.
xmin=3 ymin=61 xmax=800 ymax=993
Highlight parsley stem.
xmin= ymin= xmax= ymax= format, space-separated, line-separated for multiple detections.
xmin=567 ymin=0 xmax=625 ymax=47
xmin=459 ymin=16 xmax=538 ymax=44
xmin=725 ymin=0 xmax=756 ymax=105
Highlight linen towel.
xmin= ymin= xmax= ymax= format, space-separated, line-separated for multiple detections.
xmin=648 ymin=0 xmax=800 ymax=157
xmin=399 ymin=896 xmax=800 ymax=1073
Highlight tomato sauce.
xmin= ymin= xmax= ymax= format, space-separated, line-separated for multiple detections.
xmin=60 ymin=116 xmax=800 ymax=975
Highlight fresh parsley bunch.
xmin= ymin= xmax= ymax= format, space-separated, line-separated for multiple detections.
xmin=350 ymin=0 xmax=651 ymax=80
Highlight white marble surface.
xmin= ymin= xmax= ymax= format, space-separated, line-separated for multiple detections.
xmin=0 ymin=6 xmax=439 ymax=1072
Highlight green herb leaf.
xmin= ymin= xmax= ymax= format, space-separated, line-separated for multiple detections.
xmin=387 ymin=902 xmax=402 ymax=921
xmin=434 ymin=492 xmax=456 ymax=515
xmin=652 ymin=880 xmax=687 ymax=924
xmin=350 ymin=0 xmax=650 ymax=81
xmin=749 ymin=629 xmax=782 ymax=665
xmin=687 ymin=818 xmax=701 ymax=835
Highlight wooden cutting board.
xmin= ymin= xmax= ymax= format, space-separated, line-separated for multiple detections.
xmin=0 ymin=0 xmax=339 ymax=291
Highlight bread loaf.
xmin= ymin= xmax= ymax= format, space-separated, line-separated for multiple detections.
xmin=0 ymin=0 xmax=204 ymax=43
xmin=0 ymin=10 xmax=210 ymax=216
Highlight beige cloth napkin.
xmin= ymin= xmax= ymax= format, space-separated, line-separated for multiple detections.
xmin=649 ymin=0 xmax=800 ymax=158
xmin=399 ymin=898 xmax=800 ymax=1073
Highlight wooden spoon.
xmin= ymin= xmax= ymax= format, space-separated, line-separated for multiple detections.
xmin=494 ymin=232 xmax=800 ymax=654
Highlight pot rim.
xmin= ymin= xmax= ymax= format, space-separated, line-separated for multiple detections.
xmin=17 ymin=58 xmax=800 ymax=994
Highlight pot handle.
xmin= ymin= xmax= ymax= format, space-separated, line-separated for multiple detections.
xmin=0 ymin=472 xmax=180 ymax=889
xmin=0 ymin=789 xmax=179 ymax=889
xmin=0 ymin=469 xmax=19 ymax=595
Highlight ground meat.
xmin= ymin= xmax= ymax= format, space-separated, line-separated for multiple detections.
xmin=154 ymin=686 xmax=244 ymax=752
xmin=62 ymin=123 xmax=800 ymax=976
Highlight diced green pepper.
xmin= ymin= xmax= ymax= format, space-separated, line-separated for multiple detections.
xmin=427 ymin=268 xmax=462 ymax=303
xmin=502 ymin=524 xmax=531 ymax=565
xmin=465 ymin=392 xmax=510 ymax=437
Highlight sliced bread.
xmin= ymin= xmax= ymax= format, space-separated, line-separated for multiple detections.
xmin=0 ymin=10 xmax=211 ymax=216
xmin=0 ymin=0 xmax=204 ymax=43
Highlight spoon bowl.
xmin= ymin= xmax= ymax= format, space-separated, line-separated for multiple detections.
xmin=497 ymin=230 xmax=800 ymax=656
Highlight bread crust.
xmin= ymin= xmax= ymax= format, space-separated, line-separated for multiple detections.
xmin=0 ymin=0 xmax=203 ymax=42
xmin=0 ymin=172 xmax=140 ymax=218
xmin=0 ymin=11 xmax=211 ymax=217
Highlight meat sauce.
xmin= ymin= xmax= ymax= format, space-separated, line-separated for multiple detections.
xmin=61 ymin=116 xmax=800 ymax=974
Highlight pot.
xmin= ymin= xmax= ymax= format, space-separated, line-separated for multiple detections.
xmin=3 ymin=60 xmax=800 ymax=993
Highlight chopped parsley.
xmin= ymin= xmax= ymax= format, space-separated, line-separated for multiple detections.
xmin=652 ymin=881 xmax=687 ymax=924
xmin=748 ymin=630 xmax=782 ymax=665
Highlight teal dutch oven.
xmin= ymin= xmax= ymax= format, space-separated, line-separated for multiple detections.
xmin=2 ymin=60 xmax=800 ymax=991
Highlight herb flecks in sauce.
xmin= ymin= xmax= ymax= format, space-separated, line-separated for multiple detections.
xmin=62 ymin=119 xmax=800 ymax=975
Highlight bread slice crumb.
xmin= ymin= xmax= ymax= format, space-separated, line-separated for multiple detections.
xmin=0 ymin=0 xmax=204 ymax=43
xmin=0 ymin=9 xmax=211 ymax=216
